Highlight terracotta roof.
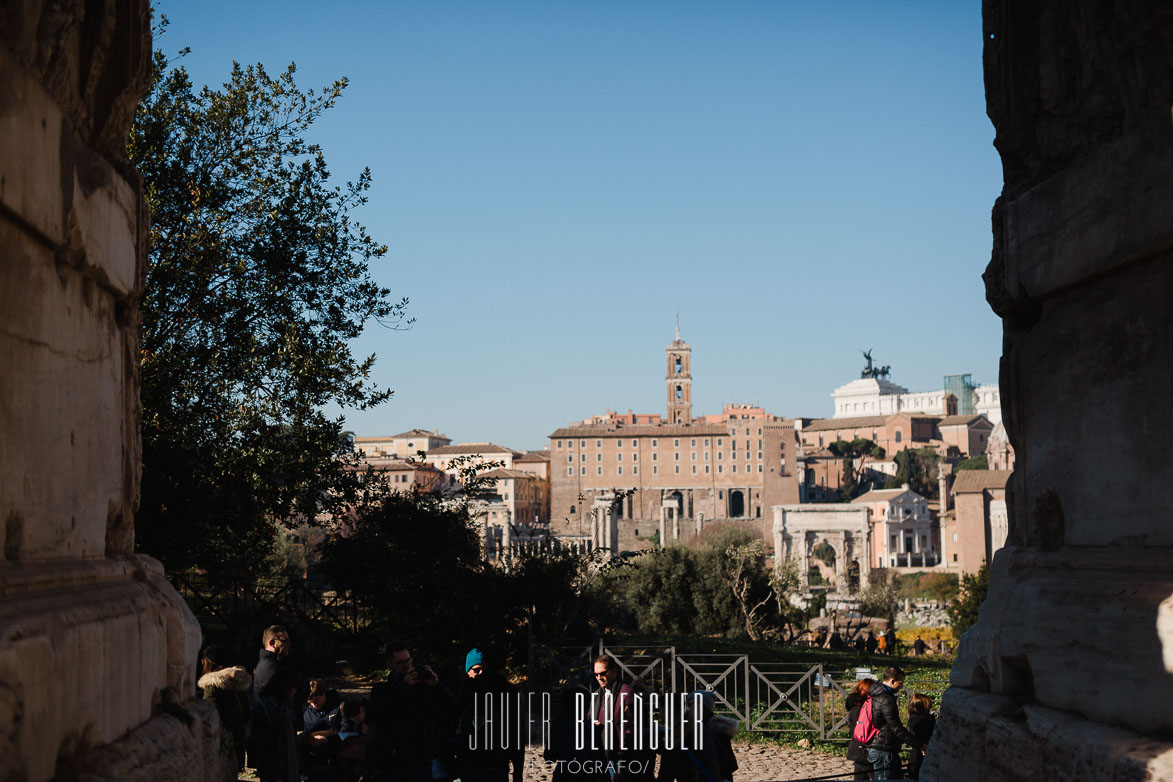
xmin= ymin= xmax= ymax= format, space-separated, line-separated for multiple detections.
xmin=937 ymin=415 xmax=990 ymax=428
xmin=802 ymin=415 xmax=893 ymax=432
xmin=481 ymin=468 xmax=539 ymax=480
xmin=549 ymin=422 xmax=731 ymax=438
xmin=354 ymin=429 xmax=449 ymax=442
xmin=951 ymin=469 xmax=1012 ymax=494
xmin=515 ymin=450 xmax=550 ymax=462
xmin=428 ymin=443 xmax=515 ymax=455
xmin=851 ymin=488 xmax=913 ymax=503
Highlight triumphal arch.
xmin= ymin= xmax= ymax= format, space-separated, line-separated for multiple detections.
xmin=772 ymin=505 xmax=871 ymax=594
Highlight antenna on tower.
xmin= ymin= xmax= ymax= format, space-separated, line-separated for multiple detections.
xmin=675 ymin=311 xmax=680 ymax=341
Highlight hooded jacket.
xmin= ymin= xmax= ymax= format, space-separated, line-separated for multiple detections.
xmin=867 ymin=682 xmax=921 ymax=753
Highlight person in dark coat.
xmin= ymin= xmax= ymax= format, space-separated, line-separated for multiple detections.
xmin=863 ymin=667 xmax=922 ymax=780
xmin=250 ymin=667 xmax=301 ymax=782
xmin=884 ymin=628 xmax=898 ymax=657
xmin=366 ymin=643 xmax=454 ymax=782
xmin=198 ymin=645 xmax=252 ymax=773
xmin=844 ymin=678 xmax=874 ymax=781
xmin=865 ymin=632 xmax=878 ymax=655
xmin=452 ymin=648 xmax=524 ymax=782
xmin=253 ymin=625 xmax=291 ymax=698
xmin=905 ymin=693 xmax=936 ymax=780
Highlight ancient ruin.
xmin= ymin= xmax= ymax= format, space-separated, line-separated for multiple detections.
xmin=0 ymin=2 xmax=231 ymax=779
xmin=923 ymin=1 xmax=1173 ymax=778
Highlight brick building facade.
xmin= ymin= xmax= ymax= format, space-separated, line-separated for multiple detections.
xmin=549 ymin=329 xmax=800 ymax=551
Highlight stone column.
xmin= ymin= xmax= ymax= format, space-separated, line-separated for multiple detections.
xmin=0 ymin=5 xmax=232 ymax=780
xmin=832 ymin=532 xmax=847 ymax=595
xmin=924 ymin=3 xmax=1173 ymax=779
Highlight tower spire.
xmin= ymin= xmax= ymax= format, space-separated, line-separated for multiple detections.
xmin=675 ymin=312 xmax=680 ymax=341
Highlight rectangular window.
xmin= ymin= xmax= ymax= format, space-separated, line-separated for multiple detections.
xmin=732 ymin=465 xmax=738 ymax=473
xmin=732 ymin=451 xmax=737 ymax=460
xmin=674 ymin=465 xmax=680 ymax=474
xmin=568 ymin=455 xmax=573 ymax=463
xmin=567 ymin=467 xmax=573 ymax=476
xmin=597 ymin=466 xmax=603 ymax=475
xmin=704 ymin=452 xmax=709 ymax=461
xmin=718 ymin=465 xmax=723 ymax=474
xmin=653 ymin=466 xmax=658 ymax=475
xmin=704 ymin=438 xmax=710 ymax=447
xmin=704 ymin=465 xmax=710 ymax=474
xmin=618 ymin=466 xmax=623 ymax=475
xmin=758 ymin=465 xmax=763 ymax=473
xmin=580 ymin=440 xmax=586 ymax=447
xmin=758 ymin=428 xmax=762 ymax=435
xmin=691 ymin=438 xmax=696 ymax=447
xmin=596 ymin=440 xmax=602 ymax=447
xmin=674 ymin=452 xmax=680 ymax=461
xmin=617 ymin=453 xmax=622 ymax=462
xmin=632 ymin=439 xmax=638 ymax=447
xmin=758 ymin=439 xmax=762 ymax=449
xmin=674 ymin=439 xmax=680 ymax=447
xmin=581 ymin=454 xmax=586 ymax=462
xmin=557 ymin=440 xmax=563 ymax=448
xmin=633 ymin=466 xmax=639 ymax=475
xmin=757 ymin=452 xmax=763 ymax=460
xmin=633 ymin=453 xmax=638 ymax=462
xmin=718 ymin=452 xmax=723 ymax=460
xmin=717 ymin=438 xmax=723 ymax=446
xmin=581 ymin=467 xmax=586 ymax=475
xmin=691 ymin=465 xmax=697 ymax=474
xmin=691 ymin=452 xmax=696 ymax=461
xmin=652 ymin=439 xmax=658 ymax=447
xmin=652 ymin=453 xmax=658 ymax=461
xmin=597 ymin=454 xmax=602 ymax=462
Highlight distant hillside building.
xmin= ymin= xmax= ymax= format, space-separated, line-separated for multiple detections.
xmin=948 ymin=469 xmax=1012 ymax=574
xmin=549 ymin=327 xmax=800 ymax=552
xmin=831 ymin=372 xmax=1001 ymax=424
xmin=354 ymin=429 xmax=451 ymax=459
xmin=852 ymin=486 xmax=939 ymax=569
xmin=424 ymin=442 xmax=520 ymax=477
xmin=985 ymin=421 xmax=1015 ymax=471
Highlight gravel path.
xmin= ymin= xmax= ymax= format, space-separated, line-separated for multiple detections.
xmin=522 ymin=741 xmax=854 ymax=782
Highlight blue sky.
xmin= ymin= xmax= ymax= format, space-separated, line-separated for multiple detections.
xmin=160 ymin=1 xmax=1003 ymax=450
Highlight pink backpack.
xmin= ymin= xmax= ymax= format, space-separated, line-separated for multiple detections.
xmin=852 ymin=697 xmax=879 ymax=744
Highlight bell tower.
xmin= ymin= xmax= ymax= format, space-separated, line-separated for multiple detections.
xmin=666 ymin=317 xmax=692 ymax=423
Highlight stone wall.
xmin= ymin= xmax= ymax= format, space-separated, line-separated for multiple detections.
xmin=0 ymin=2 xmax=230 ymax=780
xmin=923 ymin=1 xmax=1173 ymax=779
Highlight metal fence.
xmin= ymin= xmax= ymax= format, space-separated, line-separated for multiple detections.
xmin=530 ymin=642 xmax=866 ymax=741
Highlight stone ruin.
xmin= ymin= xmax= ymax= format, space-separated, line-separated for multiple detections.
xmin=923 ymin=1 xmax=1173 ymax=779
xmin=0 ymin=2 xmax=231 ymax=780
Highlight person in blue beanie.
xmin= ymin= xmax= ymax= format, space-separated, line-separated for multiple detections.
xmin=452 ymin=648 xmax=524 ymax=782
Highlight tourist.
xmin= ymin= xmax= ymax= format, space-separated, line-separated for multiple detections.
xmin=905 ymin=693 xmax=936 ymax=780
xmin=366 ymin=642 xmax=454 ymax=782
xmin=884 ymin=628 xmax=897 ymax=657
xmin=250 ymin=667 xmax=301 ymax=782
xmin=863 ymin=667 xmax=922 ymax=780
xmin=452 ymin=648 xmax=524 ymax=782
xmin=844 ymin=678 xmax=874 ymax=780
xmin=300 ymin=679 xmax=343 ymax=776
xmin=684 ymin=689 xmax=738 ymax=782
xmin=912 ymin=637 xmax=927 ymax=656
xmin=865 ymin=631 xmax=878 ymax=655
xmin=198 ymin=644 xmax=252 ymax=772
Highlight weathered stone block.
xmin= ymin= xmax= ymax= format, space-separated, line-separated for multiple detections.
xmin=0 ymin=44 xmax=64 ymax=244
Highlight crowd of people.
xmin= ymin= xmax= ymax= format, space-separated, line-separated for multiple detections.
xmin=198 ymin=628 xmax=936 ymax=782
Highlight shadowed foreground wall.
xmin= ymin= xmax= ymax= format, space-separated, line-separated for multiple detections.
xmin=923 ymin=1 xmax=1173 ymax=779
xmin=0 ymin=2 xmax=230 ymax=779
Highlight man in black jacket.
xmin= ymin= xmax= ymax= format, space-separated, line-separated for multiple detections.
xmin=865 ymin=667 xmax=922 ymax=780
xmin=253 ymin=625 xmax=291 ymax=699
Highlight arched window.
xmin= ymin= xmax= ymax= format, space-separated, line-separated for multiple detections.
xmin=675 ymin=385 xmax=683 ymax=400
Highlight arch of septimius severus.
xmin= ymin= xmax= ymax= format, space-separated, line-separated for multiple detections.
xmin=1 ymin=1 xmax=1171 ymax=779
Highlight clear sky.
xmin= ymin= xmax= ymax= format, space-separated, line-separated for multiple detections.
xmin=158 ymin=0 xmax=1003 ymax=451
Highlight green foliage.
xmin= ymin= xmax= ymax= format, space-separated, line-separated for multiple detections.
xmin=947 ymin=563 xmax=990 ymax=638
xmin=611 ymin=524 xmax=778 ymax=639
xmin=955 ymin=454 xmax=989 ymax=471
xmin=859 ymin=577 xmax=898 ymax=620
xmin=828 ymin=438 xmax=886 ymax=500
xmin=130 ymin=30 xmax=408 ymax=574
xmin=892 ymin=572 xmax=959 ymax=603
xmin=885 ymin=447 xmax=941 ymax=499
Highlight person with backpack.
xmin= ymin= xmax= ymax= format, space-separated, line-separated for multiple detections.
xmin=844 ymin=678 xmax=875 ymax=780
xmin=853 ymin=667 xmax=922 ymax=780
